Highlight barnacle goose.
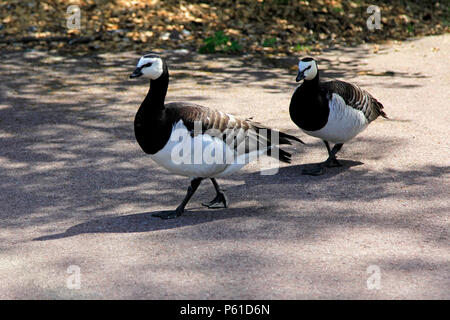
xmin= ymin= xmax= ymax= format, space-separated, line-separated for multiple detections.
xmin=130 ymin=54 xmax=303 ymax=219
xmin=289 ymin=57 xmax=387 ymax=176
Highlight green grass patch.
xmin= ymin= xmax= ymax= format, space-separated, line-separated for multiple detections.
xmin=262 ymin=37 xmax=277 ymax=47
xmin=199 ymin=31 xmax=242 ymax=54
xmin=293 ymin=44 xmax=312 ymax=52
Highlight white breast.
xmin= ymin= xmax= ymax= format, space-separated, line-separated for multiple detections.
xmin=303 ymin=93 xmax=369 ymax=144
xmin=150 ymin=120 xmax=264 ymax=178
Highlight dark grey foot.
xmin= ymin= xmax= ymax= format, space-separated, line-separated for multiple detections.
xmin=325 ymin=157 xmax=342 ymax=168
xmin=302 ymin=165 xmax=326 ymax=176
xmin=152 ymin=208 xmax=183 ymax=219
xmin=153 ymin=177 xmax=203 ymax=219
xmin=302 ymin=156 xmax=343 ymax=176
xmin=202 ymin=192 xmax=228 ymax=209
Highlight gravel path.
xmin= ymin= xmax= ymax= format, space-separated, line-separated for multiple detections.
xmin=0 ymin=34 xmax=449 ymax=299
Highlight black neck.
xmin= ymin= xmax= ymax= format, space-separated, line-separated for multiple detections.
xmin=141 ymin=64 xmax=169 ymax=110
xmin=289 ymin=66 xmax=329 ymax=131
xmin=302 ymin=70 xmax=320 ymax=89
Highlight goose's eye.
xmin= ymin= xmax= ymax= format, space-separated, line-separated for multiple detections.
xmin=143 ymin=62 xmax=153 ymax=68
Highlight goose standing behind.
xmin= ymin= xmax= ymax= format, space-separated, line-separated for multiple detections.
xmin=289 ymin=57 xmax=387 ymax=176
xmin=130 ymin=54 xmax=303 ymax=219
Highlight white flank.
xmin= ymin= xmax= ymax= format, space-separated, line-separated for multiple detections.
xmin=149 ymin=120 xmax=268 ymax=178
xmin=303 ymin=93 xmax=369 ymax=143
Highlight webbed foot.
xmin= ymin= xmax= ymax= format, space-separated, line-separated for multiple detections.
xmin=202 ymin=192 xmax=228 ymax=209
xmin=325 ymin=157 xmax=342 ymax=168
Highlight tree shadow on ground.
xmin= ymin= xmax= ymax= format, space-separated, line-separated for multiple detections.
xmin=0 ymin=48 xmax=446 ymax=247
xmin=1 ymin=40 xmax=449 ymax=299
xmin=32 ymin=160 xmax=449 ymax=249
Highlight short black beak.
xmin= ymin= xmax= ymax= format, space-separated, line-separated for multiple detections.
xmin=129 ymin=68 xmax=143 ymax=79
xmin=296 ymin=71 xmax=305 ymax=82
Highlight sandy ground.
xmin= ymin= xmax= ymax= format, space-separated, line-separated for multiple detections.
xmin=0 ymin=34 xmax=449 ymax=299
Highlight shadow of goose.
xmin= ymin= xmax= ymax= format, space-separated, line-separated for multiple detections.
xmin=242 ymin=160 xmax=364 ymax=186
xmin=32 ymin=207 xmax=254 ymax=241
xmin=33 ymin=162 xmax=363 ymax=241
xmin=299 ymin=159 xmax=364 ymax=176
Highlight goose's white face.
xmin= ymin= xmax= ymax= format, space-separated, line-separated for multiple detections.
xmin=296 ymin=59 xmax=318 ymax=81
xmin=130 ymin=55 xmax=164 ymax=79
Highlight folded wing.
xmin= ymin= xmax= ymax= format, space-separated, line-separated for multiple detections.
xmin=166 ymin=102 xmax=303 ymax=163
xmin=321 ymin=80 xmax=387 ymax=122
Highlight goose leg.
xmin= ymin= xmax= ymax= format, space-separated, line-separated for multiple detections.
xmin=324 ymin=142 xmax=343 ymax=168
xmin=153 ymin=177 xmax=203 ymax=219
xmin=202 ymin=178 xmax=228 ymax=209
xmin=302 ymin=141 xmax=343 ymax=176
